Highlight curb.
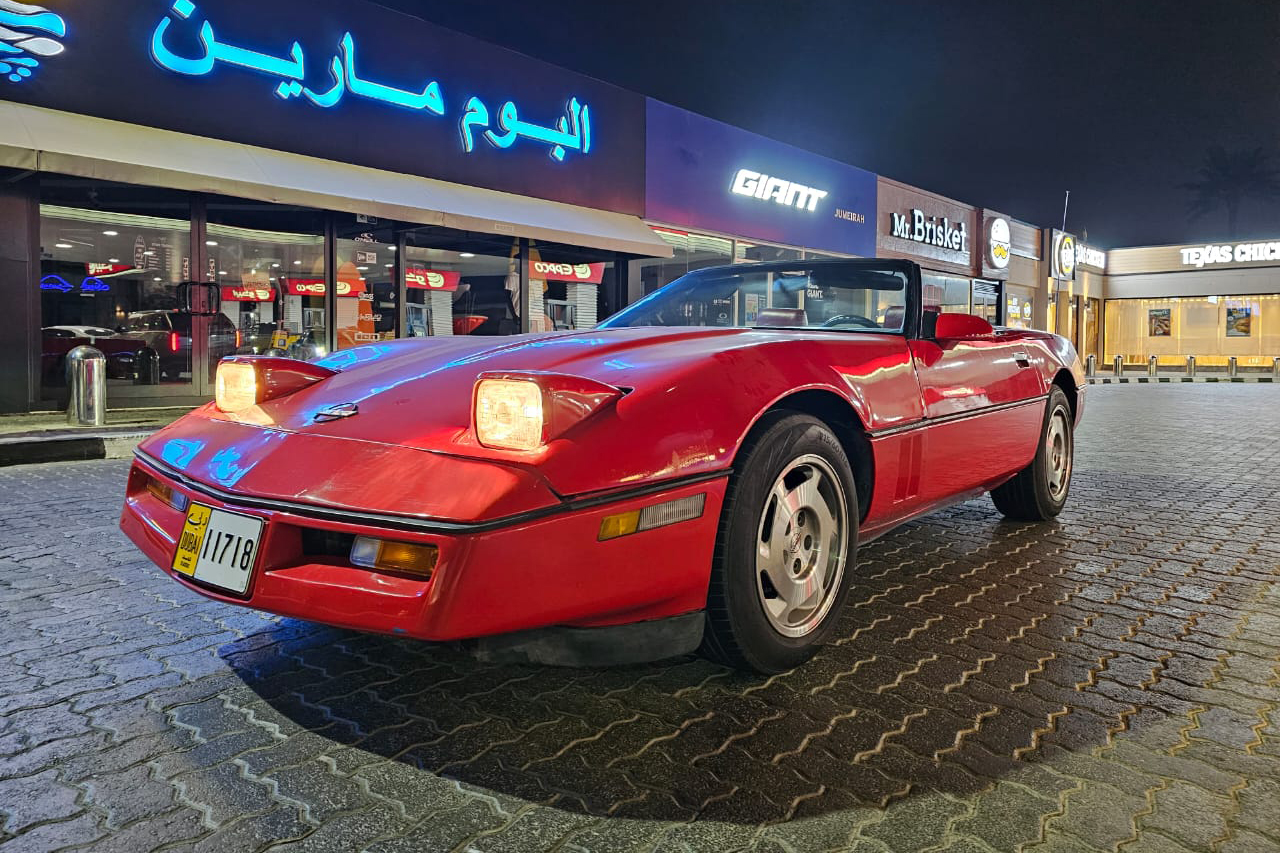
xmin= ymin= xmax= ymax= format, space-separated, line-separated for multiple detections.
xmin=0 ymin=430 xmax=155 ymax=468
xmin=1088 ymin=377 xmax=1275 ymax=385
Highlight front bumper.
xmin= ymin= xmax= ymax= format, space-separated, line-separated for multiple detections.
xmin=121 ymin=455 xmax=726 ymax=643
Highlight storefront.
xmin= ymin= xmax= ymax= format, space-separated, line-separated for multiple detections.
xmin=636 ymin=99 xmax=878 ymax=297
xmin=875 ymin=178 xmax=991 ymax=319
xmin=0 ymin=0 xmax=672 ymax=413
xmin=1103 ymin=240 xmax=1280 ymax=370
xmin=1043 ymin=230 xmax=1106 ymax=360
xmin=982 ymin=210 xmax=1045 ymax=331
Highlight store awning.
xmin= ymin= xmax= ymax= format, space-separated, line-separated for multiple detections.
xmin=0 ymin=102 xmax=672 ymax=258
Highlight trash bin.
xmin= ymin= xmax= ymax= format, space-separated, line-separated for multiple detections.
xmin=134 ymin=345 xmax=159 ymax=386
xmin=66 ymin=345 xmax=106 ymax=426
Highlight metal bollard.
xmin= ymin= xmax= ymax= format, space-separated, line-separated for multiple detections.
xmin=1085 ymin=354 xmax=1096 ymax=377
xmin=1148 ymin=355 xmax=1158 ymax=377
xmin=66 ymin=345 xmax=106 ymax=426
xmin=133 ymin=345 xmax=159 ymax=385
xmin=1113 ymin=354 xmax=1124 ymax=376
xmin=1273 ymin=356 xmax=1280 ymax=379
xmin=1228 ymin=356 xmax=1238 ymax=378
xmin=1187 ymin=355 xmax=1196 ymax=377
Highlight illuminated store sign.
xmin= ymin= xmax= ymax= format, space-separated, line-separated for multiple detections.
xmin=0 ymin=2 xmax=65 ymax=84
xmin=646 ymin=100 xmax=876 ymax=257
xmin=1076 ymin=243 xmax=1106 ymax=270
xmin=1180 ymin=241 xmax=1280 ymax=268
xmin=890 ymin=209 xmax=969 ymax=254
xmin=730 ymin=169 xmax=829 ymax=212
xmin=987 ymin=217 xmax=1011 ymax=269
xmin=1051 ymin=231 xmax=1076 ymax=280
xmin=530 ymin=261 xmax=606 ymax=283
xmin=150 ymin=1 xmax=592 ymax=161
xmin=405 ymin=268 xmax=461 ymax=291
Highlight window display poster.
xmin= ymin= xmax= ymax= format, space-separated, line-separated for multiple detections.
xmin=1148 ymin=308 xmax=1171 ymax=336
xmin=1226 ymin=306 xmax=1252 ymax=337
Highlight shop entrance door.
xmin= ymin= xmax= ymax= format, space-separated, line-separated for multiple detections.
xmin=971 ymin=280 xmax=1001 ymax=325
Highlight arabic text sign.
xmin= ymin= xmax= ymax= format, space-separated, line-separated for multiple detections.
xmin=283 ymin=278 xmax=366 ymax=297
xmin=222 ymin=286 xmax=273 ymax=301
xmin=405 ymin=268 xmax=461 ymax=291
xmin=529 ymin=261 xmax=605 ymax=284
xmin=0 ymin=0 xmax=645 ymax=214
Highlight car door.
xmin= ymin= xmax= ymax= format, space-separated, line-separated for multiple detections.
xmin=910 ymin=314 xmax=1047 ymax=503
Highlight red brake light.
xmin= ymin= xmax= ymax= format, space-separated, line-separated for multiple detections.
xmin=169 ymin=331 xmax=179 ymax=352
xmin=235 ymin=330 xmax=242 ymax=348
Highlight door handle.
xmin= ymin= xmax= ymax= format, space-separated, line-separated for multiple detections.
xmin=1013 ymin=351 xmax=1031 ymax=367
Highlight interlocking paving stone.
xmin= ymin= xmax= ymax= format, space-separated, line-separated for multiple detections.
xmin=1 ymin=383 xmax=1279 ymax=851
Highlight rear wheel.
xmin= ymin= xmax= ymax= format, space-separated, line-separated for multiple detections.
xmin=990 ymin=386 xmax=1074 ymax=521
xmin=701 ymin=412 xmax=859 ymax=674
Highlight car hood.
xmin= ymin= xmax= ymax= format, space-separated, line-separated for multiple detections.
xmin=198 ymin=327 xmax=792 ymax=448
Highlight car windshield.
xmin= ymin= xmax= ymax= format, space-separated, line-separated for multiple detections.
xmin=598 ymin=261 xmax=910 ymax=333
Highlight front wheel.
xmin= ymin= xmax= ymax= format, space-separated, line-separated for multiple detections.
xmin=990 ymin=387 xmax=1075 ymax=521
xmin=701 ymin=412 xmax=859 ymax=674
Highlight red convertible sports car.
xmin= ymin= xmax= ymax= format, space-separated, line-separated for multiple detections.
xmin=121 ymin=258 xmax=1084 ymax=673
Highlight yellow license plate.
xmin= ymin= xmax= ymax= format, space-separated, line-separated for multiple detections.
xmin=173 ymin=504 xmax=213 ymax=576
xmin=171 ymin=503 xmax=264 ymax=594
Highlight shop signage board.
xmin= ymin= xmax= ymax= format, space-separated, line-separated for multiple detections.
xmin=645 ymin=99 xmax=877 ymax=257
xmin=1108 ymin=239 xmax=1280 ymax=276
xmin=529 ymin=261 xmax=606 ymax=284
xmin=0 ymin=0 xmax=645 ymax=215
xmin=984 ymin=215 xmax=1011 ymax=278
xmin=1049 ymin=230 xmax=1076 ymax=281
xmin=404 ymin=267 xmax=461 ymax=291
xmin=876 ymin=178 xmax=977 ymax=276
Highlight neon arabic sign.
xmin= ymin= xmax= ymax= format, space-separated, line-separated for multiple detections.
xmin=149 ymin=0 xmax=592 ymax=161
xmin=40 ymin=274 xmax=110 ymax=293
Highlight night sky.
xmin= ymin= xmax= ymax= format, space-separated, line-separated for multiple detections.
xmin=385 ymin=0 xmax=1280 ymax=249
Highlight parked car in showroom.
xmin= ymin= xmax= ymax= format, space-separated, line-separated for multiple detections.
xmin=121 ymin=259 xmax=1084 ymax=673
xmin=123 ymin=310 xmax=239 ymax=380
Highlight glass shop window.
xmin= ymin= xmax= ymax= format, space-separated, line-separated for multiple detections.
xmin=629 ymin=229 xmax=733 ymax=298
xmin=403 ymin=228 xmax=521 ymax=337
xmin=526 ymin=240 xmax=618 ymax=331
xmin=206 ymin=200 xmax=327 ymax=362
xmin=334 ymin=216 xmax=400 ymax=350
xmin=38 ymin=179 xmax=193 ymax=397
xmin=921 ymin=273 xmax=971 ymax=314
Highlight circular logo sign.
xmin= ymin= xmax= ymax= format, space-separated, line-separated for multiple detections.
xmin=1056 ymin=233 xmax=1076 ymax=278
xmin=988 ymin=217 xmax=1011 ymax=269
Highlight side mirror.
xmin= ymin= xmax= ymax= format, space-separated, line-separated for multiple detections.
xmin=176 ymin=281 xmax=221 ymax=316
xmin=934 ymin=312 xmax=994 ymax=340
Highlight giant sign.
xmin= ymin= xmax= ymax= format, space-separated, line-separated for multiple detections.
xmin=0 ymin=0 xmax=645 ymax=214
xmin=645 ymin=100 xmax=877 ymax=257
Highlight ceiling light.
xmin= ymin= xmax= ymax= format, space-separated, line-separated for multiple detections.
xmin=102 ymin=230 xmax=118 ymax=236
xmin=55 ymin=242 xmax=73 ymax=249
xmin=386 ymin=245 xmax=397 ymax=251
xmin=206 ymin=240 xmax=218 ymax=246
xmin=459 ymin=252 xmax=475 ymax=258
xmin=218 ymin=271 xmax=227 ymax=276
xmin=271 ymin=263 xmax=280 ymax=268
xmin=384 ymin=263 xmax=393 ymax=268
xmin=293 ymin=260 xmax=302 ymax=265
xmin=143 ymin=251 xmax=155 ymax=256
xmin=357 ymin=266 xmax=369 ymax=271
xmin=153 ymin=277 xmax=162 ymax=282
xmin=108 ymin=258 xmax=120 ymax=263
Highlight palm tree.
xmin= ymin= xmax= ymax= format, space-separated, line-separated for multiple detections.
xmin=1181 ymin=147 xmax=1280 ymax=238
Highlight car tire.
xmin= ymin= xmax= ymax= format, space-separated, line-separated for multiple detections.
xmin=701 ymin=412 xmax=859 ymax=674
xmin=990 ymin=386 xmax=1074 ymax=521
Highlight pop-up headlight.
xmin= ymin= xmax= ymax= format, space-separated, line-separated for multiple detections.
xmin=472 ymin=372 xmax=623 ymax=452
xmin=214 ymin=356 xmax=337 ymax=414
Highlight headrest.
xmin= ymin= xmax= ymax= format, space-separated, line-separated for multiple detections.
xmin=755 ymin=308 xmax=807 ymax=328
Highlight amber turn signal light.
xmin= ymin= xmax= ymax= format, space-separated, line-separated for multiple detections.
xmin=349 ymin=536 xmax=438 ymax=578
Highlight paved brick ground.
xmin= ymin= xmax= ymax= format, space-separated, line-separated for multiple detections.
xmin=2 ymin=384 xmax=1279 ymax=853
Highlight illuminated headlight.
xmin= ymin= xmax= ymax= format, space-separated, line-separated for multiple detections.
xmin=215 ymin=361 xmax=259 ymax=412
xmin=599 ymin=494 xmax=706 ymax=541
xmin=145 ymin=475 xmax=190 ymax=512
xmin=474 ymin=378 xmax=544 ymax=451
xmin=349 ymin=536 xmax=438 ymax=578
